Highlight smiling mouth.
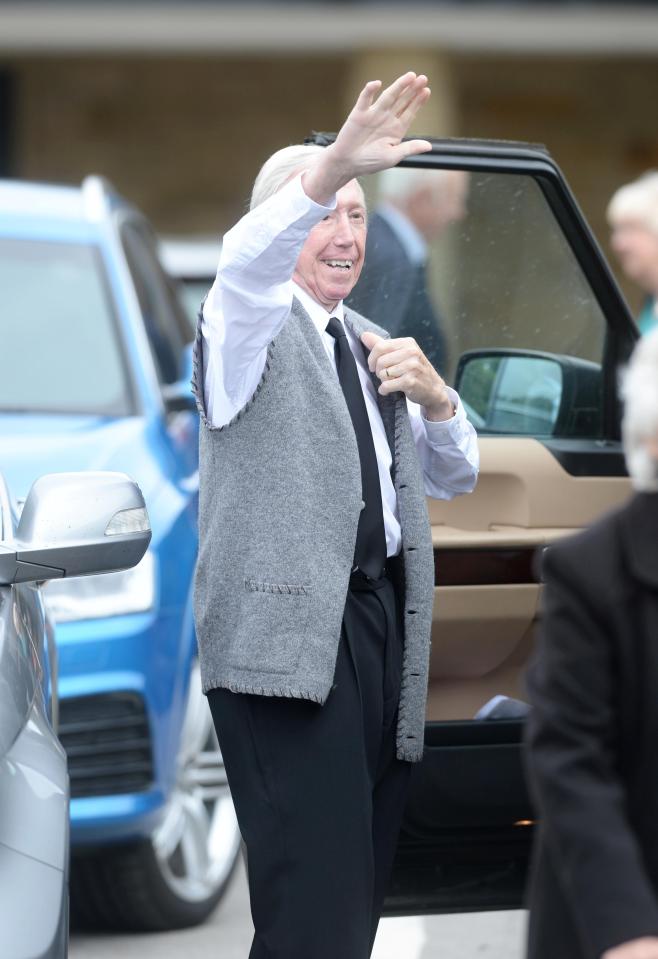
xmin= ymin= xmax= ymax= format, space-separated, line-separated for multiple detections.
xmin=324 ymin=259 xmax=353 ymax=271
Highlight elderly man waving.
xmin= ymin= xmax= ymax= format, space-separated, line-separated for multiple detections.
xmin=192 ymin=72 xmax=479 ymax=959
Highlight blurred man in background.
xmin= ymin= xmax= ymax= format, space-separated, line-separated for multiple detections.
xmin=608 ymin=171 xmax=658 ymax=335
xmin=347 ymin=167 xmax=468 ymax=375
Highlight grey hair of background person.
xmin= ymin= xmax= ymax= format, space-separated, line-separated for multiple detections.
xmin=620 ymin=325 xmax=658 ymax=491
xmin=376 ymin=166 xmax=455 ymax=202
xmin=607 ymin=170 xmax=658 ymax=234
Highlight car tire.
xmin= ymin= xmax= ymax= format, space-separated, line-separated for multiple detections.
xmin=69 ymin=663 xmax=242 ymax=931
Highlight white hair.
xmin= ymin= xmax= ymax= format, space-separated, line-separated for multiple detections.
xmin=607 ymin=171 xmax=658 ymax=235
xmin=250 ymin=144 xmax=326 ymax=210
xmin=376 ymin=166 xmax=455 ymax=203
xmin=620 ymin=326 xmax=658 ymax=491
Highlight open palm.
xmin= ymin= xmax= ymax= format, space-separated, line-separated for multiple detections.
xmin=332 ymin=72 xmax=432 ymax=177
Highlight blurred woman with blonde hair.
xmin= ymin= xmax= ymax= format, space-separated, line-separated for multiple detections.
xmin=608 ymin=171 xmax=658 ymax=335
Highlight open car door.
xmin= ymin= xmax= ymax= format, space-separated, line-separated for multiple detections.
xmin=336 ymin=139 xmax=639 ymax=914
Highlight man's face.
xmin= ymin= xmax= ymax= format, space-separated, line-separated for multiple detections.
xmin=293 ymin=179 xmax=367 ymax=311
xmin=610 ymin=217 xmax=658 ymax=291
xmin=406 ymin=170 xmax=469 ymax=242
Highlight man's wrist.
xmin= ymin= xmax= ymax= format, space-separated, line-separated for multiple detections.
xmin=424 ymin=396 xmax=456 ymax=422
xmin=302 ymin=146 xmax=353 ymax=206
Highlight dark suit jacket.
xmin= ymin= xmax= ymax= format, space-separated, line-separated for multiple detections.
xmin=525 ymin=492 xmax=658 ymax=959
xmin=346 ymin=211 xmax=448 ymax=375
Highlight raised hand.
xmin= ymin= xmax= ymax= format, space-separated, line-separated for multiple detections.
xmin=303 ymin=72 xmax=432 ymax=205
xmin=332 ymin=72 xmax=432 ymax=176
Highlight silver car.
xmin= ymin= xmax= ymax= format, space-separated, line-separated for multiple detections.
xmin=0 ymin=471 xmax=151 ymax=958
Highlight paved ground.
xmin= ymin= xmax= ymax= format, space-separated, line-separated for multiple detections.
xmin=70 ymin=859 xmax=526 ymax=959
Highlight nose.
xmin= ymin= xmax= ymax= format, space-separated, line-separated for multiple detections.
xmin=332 ymin=213 xmax=357 ymax=248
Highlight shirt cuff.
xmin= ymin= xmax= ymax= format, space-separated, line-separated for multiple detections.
xmin=421 ymin=388 xmax=470 ymax=446
xmin=219 ymin=172 xmax=337 ymax=276
xmin=292 ymin=171 xmax=337 ymax=217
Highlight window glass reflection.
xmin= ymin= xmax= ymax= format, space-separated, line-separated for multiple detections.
xmin=348 ymin=169 xmax=606 ymax=439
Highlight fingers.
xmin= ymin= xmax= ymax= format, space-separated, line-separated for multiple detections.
xmin=395 ymin=80 xmax=431 ymax=120
xmin=361 ymin=332 xmax=449 ymax=410
xmin=397 ymin=85 xmax=432 ymax=126
xmin=366 ymin=338 xmax=431 ymax=391
xmin=354 ymin=79 xmax=382 ymax=113
xmin=378 ymin=355 xmax=427 ymax=393
xmin=362 ymin=334 xmax=417 ymax=371
xmin=374 ymin=346 xmax=422 ymax=380
xmin=331 ymin=70 xmax=432 ymax=182
xmin=393 ymin=139 xmax=433 ymax=164
xmin=376 ymin=72 xmax=427 ymax=112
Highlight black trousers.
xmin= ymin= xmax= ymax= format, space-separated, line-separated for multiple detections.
xmin=207 ymin=565 xmax=412 ymax=959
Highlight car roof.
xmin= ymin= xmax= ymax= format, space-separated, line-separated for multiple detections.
xmin=0 ymin=176 xmax=134 ymax=229
xmin=159 ymin=236 xmax=222 ymax=279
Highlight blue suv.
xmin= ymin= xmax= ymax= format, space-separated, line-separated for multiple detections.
xmin=0 ymin=176 xmax=240 ymax=931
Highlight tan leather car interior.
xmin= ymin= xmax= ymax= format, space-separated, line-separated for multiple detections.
xmin=427 ymin=437 xmax=631 ymax=721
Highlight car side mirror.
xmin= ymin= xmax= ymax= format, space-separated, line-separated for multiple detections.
xmin=162 ymin=342 xmax=196 ymax=414
xmin=0 ymin=471 xmax=151 ymax=585
xmin=454 ymin=348 xmax=601 ymax=437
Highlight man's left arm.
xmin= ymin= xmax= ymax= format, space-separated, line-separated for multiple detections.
xmin=361 ymin=331 xmax=479 ymax=498
xmin=409 ymin=393 xmax=479 ymax=498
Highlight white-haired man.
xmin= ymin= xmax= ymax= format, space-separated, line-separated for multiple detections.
xmin=607 ymin=171 xmax=658 ymax=336
xmin=191 ymin=73 xmax=479 ymax=959
xmin=525 ymin=327 xmax=658 ymax=959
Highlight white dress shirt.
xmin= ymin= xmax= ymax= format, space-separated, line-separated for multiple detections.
xmin=201 ymin=174 xmax=479 ymax=557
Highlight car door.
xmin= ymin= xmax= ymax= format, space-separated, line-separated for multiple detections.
xmin=119 ymin=216 xmax=199 ymax=470
xmin=341 ymin=140 xmax=638 ymax=915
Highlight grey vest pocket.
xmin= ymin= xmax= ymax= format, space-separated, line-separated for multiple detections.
xmin=228 ymin=581 xmax=314 ymax=674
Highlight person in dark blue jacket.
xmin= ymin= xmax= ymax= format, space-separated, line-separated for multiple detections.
xmin=347 ymin=167 xmax=468 ymax=376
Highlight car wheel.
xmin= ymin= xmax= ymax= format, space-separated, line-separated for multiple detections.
xmin=70 ymin=663 xmax=242 ymax=931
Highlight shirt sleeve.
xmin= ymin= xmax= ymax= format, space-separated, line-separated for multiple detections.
xmin=407 ymin=387 xmax=479 ymax=499
xmin=201 ymin=175 xmax=336 ymax=427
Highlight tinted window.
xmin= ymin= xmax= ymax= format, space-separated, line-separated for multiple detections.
xmin=0 ymin=238 xmax=132 ymax=415
xmin=176 ymin=279 xmax=211 ymax=333
xmin=349 ymin=170 xmax=607 ymax=439
xmin=121 ymin=223 xmax=188 ymax=385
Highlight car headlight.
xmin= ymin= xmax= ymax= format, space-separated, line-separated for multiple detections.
xmin=42 ymin=550 xmax=157 ymax=623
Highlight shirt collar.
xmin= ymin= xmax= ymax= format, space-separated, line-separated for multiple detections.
xmin=376 ymin=202 xmax=427 ymax=266
xmin=292 ymin=281 xmax=345 ymax=338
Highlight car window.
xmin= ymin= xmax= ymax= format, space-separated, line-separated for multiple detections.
xmin=349 ymin=170 xmax=608 ymax=439
xmin=0 ymin=238 xmax=133 ymax=415
xmin=176 ymin=279 xmax=212 ymax=332
xmin=121 ymin=222 xmax=188 ymax=386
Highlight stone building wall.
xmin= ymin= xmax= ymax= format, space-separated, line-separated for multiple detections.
xmin=456 ymin=55 xmax=658 ymax=309
xmin=5 ymin=51 xmax=658 ymax=307
xmin=12 ymin=55 xmax=347 ymax=233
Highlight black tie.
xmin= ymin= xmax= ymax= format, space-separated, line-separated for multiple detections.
xmin=326 ymin=317 xmax=387 ymax=579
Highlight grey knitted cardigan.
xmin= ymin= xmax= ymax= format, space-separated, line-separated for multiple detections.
xmin=191 ymin=298 xmax=434 ymax=762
